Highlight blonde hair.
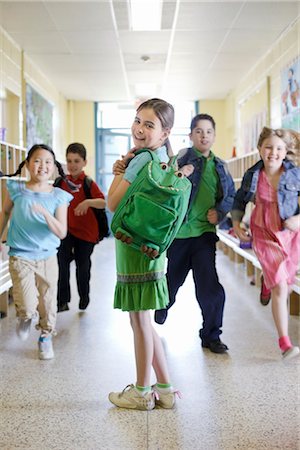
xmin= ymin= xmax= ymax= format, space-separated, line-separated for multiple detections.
xmin=257 ymin=127 xmax=300 ymax=165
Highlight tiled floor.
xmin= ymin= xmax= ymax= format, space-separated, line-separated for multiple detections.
xmin=0 ymin=237 xmax=299 ymax=450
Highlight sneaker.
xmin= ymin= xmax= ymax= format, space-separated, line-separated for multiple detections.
xmin=260 ymin=276 xmax=271 ymax=306
xmin=108 ymin=384 xmax=155 ymax=410
xmin=38 ymin=334 xmax=54 ymax=360
xmin=282 ymin=346 xmax=300 ymax=360
xmin=152 ymin=386 xmax=181 ymax=409
xmin=16 ymin=318 xmax=32 ymax=341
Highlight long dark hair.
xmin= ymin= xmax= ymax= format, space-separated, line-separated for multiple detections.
xmin=136 ymin=98 xmax=175 ymax=157
xmin=0 ymin=143 xmax=78 ymax=191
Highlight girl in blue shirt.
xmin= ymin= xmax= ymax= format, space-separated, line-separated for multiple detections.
xmin=0 ymin=144 xmax=73 ymax=360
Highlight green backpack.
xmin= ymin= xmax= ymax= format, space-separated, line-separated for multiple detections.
xmin=111 ymin=149 xmax=191 ymax=257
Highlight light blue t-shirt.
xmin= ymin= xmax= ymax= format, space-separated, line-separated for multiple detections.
xmin=6 ymin=180 xmax=73 ymax=260
xmin=124 ymin=146 xmax=169 ymax=183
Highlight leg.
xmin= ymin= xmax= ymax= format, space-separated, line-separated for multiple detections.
xmin=155 ymin=239 xmax=190 ymax=324
xmin=9 ymin=257 xmax=38 ymax=341
xmin=57 ymin=234 xmax=74 ymax=309
xmin=73 ymin=237 xmax=95 ymax=309
xmin=191 ymin=233 xmax=226 ymax=345
xmin=130 ymin=310 xmax=154 ymax=387
xmin=9 ymin=256 xmax=38 ymax=319
xmin=36 ymin=256 xmax=59 ymax=334
xmin=272 ymin=280 xmax=299 ymax=359
xmin=152 ymin=326 xmax=170 ymax=383
xmin=271 ymin=281 xmax=289 ymax=338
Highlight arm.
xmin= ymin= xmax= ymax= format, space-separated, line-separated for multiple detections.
xmin=107 ymin=175 xmax=130 ymax=212
xmin=232 ymin=219 xmax=251 ymax=242
xmin=32 ymin=203 xmax=68 ymax=240
xmin=0 ymin=194 xmax=14 ymax=240
xmin=74 ymin=197 xmax=106 ymax=216
xmin=284 ymin=214 xmax=300 ymax=232
xmin=215 ymin=167 xmax=236 ymax=223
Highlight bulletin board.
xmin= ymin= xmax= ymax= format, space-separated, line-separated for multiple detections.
xmin=281 ymin=57 xmax=300 ymax=131
xmin=26 ymin=83 xmax=53 ymax=149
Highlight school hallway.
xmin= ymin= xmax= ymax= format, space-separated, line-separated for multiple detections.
xmin=0 ymin=237 xmax=299 ymax=450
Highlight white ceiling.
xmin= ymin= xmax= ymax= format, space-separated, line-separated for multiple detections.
xmin=0 ymin=0 xmax=299 ymax=102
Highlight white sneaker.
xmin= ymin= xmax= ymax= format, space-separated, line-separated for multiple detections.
xmin=108 ymin=384 xmax=155 ymax=410
xmin=282 ymin=346 xmax=300 ymax=360
xmin=38 ymin=334 xmax=54 ymax=360
xmin=16 ymin=318 xmax=32 ymax=341
xmin=152 ymin=385 xmax=181 ymax=409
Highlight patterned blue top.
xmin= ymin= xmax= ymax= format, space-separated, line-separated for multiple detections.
xmin=6 ymin=180 xmax=73 ymax=260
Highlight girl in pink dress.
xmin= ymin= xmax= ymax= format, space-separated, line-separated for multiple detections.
xmin=232 ymin=127 xmax=300 ymax=360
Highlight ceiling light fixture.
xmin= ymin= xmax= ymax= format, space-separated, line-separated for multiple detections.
xmin=141 ymin=55 xmax=150 ymax=62
xmin=129 ymin=0 xmax=162 ymax=31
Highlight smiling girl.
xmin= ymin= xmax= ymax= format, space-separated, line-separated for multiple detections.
xmin=107 ymin=98 xmax=179 ymax=410
xmin=232 ymin=127 xmax=300 ymax=360
xmin=0 ymin=144 xmax=73 ymax=360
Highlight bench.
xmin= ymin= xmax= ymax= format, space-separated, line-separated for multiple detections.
xmin=0 ymin=251 xmax=12 ymax=318
xmin=217 ymin=228 xmax=300 ymax=316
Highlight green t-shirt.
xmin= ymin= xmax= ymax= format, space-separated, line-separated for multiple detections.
xmin=176 ymin=148 xmax=218 ymax=239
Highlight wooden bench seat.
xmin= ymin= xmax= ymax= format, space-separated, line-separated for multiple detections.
xmin=217 ymin=228 xmax=300 ymax=316
xmin=0 ymin=257 xmax=12 ymax=318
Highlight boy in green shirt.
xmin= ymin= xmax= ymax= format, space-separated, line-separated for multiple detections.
xmin=155 ymin=114 xmax=236 ymax=353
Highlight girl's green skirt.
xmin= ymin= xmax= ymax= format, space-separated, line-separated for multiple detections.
xmin=114 ymin=240 xmax=169 ymax=312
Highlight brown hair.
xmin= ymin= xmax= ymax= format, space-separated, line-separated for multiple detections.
xmin=257 ymin=127 xmax=299 ymax=164
xmin=66 ymin=142 xmax=87 ymax=160
xmin=136 ymin=98 xmax=174 ymax=157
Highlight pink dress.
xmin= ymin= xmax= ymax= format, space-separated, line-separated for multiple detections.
xmin=250 ymin=170 xmax=300 ymax=290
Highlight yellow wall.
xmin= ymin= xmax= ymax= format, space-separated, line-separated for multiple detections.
xmin=226 ymin=17 xmax=300 ymax=156
xmin=199 ymin=99 xmax=232 ymax=159
xmin=66 ymin=101 xmax=95 ymax=179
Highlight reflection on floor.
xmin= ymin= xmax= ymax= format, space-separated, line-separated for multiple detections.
xmin=1 ymin=237 xmax=299 ymax=450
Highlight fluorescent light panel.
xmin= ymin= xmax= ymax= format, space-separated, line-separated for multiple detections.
xmin=130 ymin=0 xmax=162 ymax=31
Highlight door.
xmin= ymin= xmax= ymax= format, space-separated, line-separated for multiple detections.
xmin=96 ymin=129 xmax=131 ymax=193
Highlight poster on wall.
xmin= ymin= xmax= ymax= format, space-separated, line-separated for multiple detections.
xmin=281 ymin=57 xmax=300 ymax=131
xmin=26 ymin=84 xmax=53 ymax=149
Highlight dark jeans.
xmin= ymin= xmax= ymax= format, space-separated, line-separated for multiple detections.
xmin=57 ymin=233 xmax=95 ymax=307
xmin=166 ymin=232 xmax=225 ymax=342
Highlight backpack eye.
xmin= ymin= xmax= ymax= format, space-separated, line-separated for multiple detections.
xmin=160 ymin=163 xmax=168 ymax=170
xmin=174 ymin=171 xmax=184 ymax=178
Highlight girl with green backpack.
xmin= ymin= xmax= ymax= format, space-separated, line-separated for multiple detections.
xmin=107 ymin=98 xmax=182 ymax=410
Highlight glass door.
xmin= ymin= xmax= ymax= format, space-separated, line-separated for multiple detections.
xmin=96 ymin=129 xmax=131 ymax=194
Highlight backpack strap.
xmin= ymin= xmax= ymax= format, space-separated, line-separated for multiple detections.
xmin=133 ymin=148 xmax=160 ymax=162
xmin=82 ymin=176 xmax=93 ymax=199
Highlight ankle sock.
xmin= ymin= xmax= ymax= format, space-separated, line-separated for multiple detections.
xmin=155 ymin=382 xmax=173 ymax=394
xmin=135 ymin=384 xmax=151 ymax=396
xmin=279 ymin=336 xmax=292 ymax=352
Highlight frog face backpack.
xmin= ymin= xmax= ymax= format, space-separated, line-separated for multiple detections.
xmin=111 ymin=149 xmax=192 ymax=258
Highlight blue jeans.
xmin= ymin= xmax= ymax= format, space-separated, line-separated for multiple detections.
xmin=166 ymin=233 xmax=225 ymax=342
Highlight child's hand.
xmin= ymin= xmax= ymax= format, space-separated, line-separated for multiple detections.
xmin=283 ymin=215 xmax=300 ymax=232
xmin=233 ymin=223 xmax=251 ymax=242
xmin=113 ymin=150 xmax=136 ymax=175
xmin=113 ymin=159 xmax=127 ymax=175
xmin=32 ymin=203 xmax=48 ymax=217
xmin=179 ymin=164 xmax=194 ymax=177
xmin=207 ymin=209 xmax=218 ymax=225
xmin=74 ymin=200 xmax=90 ymax=216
